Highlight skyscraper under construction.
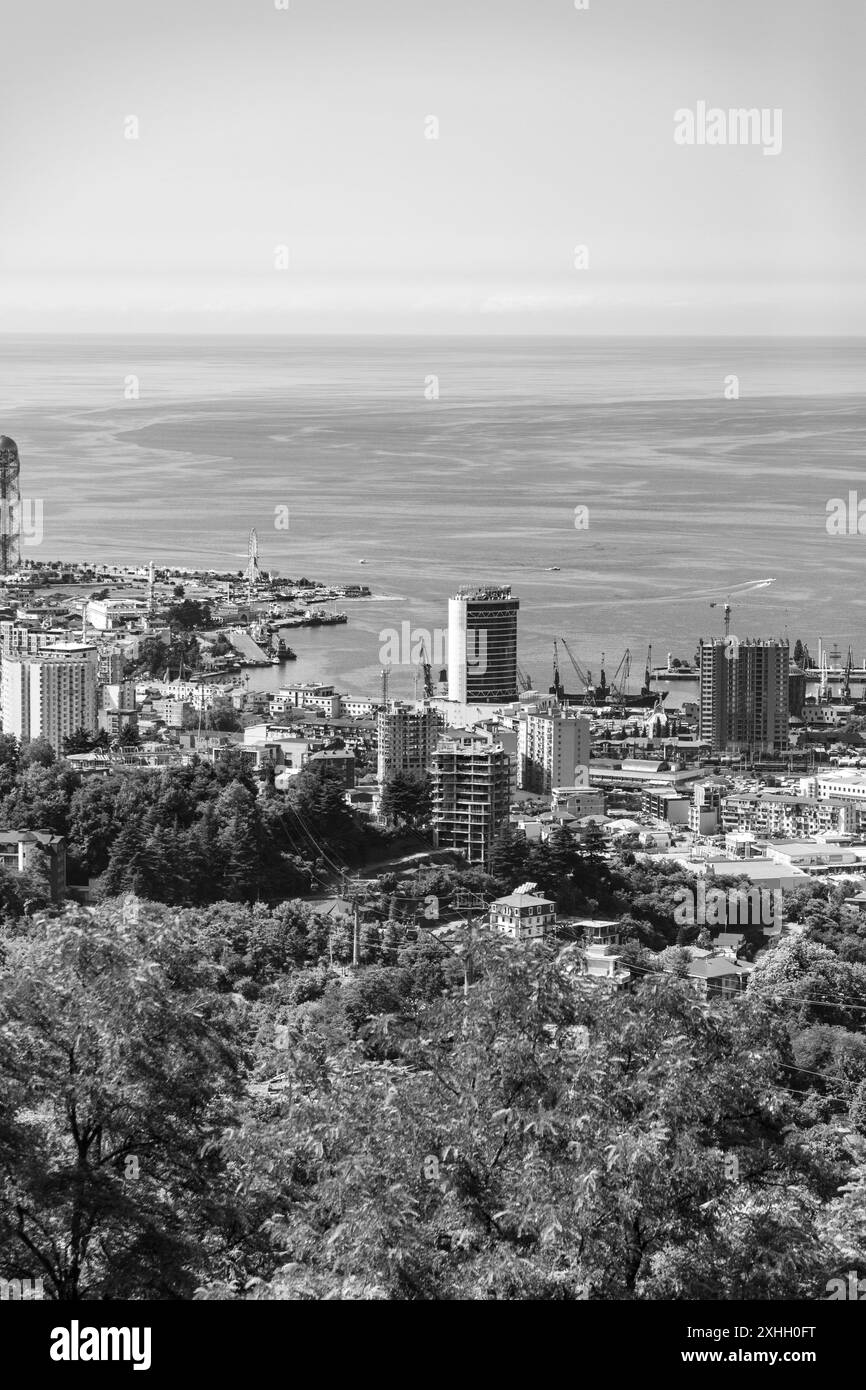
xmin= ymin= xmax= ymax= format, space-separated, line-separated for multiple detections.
xmin=0 ymin=435 xmax=21 ymax=574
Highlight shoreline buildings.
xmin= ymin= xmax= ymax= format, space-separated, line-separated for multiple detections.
xmin=447 ymin=586 xmax=519 ymax=704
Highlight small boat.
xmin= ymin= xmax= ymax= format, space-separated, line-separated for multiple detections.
xmin=359 ymin=559 xmax=368 ymax=565
xmin=547 ymin=566 xmax=560 ymax=572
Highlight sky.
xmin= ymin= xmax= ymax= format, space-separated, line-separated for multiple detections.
xmin=1 ymin=0 xmax=863 ymax=333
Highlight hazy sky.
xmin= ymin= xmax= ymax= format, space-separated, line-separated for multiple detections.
xmin=2 ymin=0 xmax=863 ymax=332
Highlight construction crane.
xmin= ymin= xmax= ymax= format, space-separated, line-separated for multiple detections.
xmin=560 ymin=637 xmax=596 ymax=707
xmin=516 ymin=663 xmax=533 ymax=693
xmin=709 ymin=600 xmax=732 ymax=637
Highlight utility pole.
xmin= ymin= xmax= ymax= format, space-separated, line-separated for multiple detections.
xmin=352 ymin=900 xmax=361 ymax=968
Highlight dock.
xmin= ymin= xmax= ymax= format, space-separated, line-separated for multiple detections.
xmin=225 ymin=630 xmax=271 ymax=665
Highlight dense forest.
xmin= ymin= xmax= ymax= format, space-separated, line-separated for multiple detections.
xmin=1 ymin=877 xmax=865 ymax=1299
xmin=0 ymin=735 xmax=384 ymax=905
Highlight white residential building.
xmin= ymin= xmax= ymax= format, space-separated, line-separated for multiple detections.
xmin=2 ymin=650 xmax=98 ymax=753
xmin=518 ymin=707 xmax=591 ymax=793
xmin=490 ymin=891 xmax=556 ymax=941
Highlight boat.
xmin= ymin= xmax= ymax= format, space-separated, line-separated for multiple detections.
xmin=269 ymin=636 xmax=297 ymax=663
xmin=359 ymin=559 xmax=368 ymax=565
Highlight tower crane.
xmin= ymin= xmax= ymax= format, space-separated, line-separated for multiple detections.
xmin=709 ymin=600 xmax=732 ymax=638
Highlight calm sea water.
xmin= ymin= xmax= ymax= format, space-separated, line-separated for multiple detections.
xmin=2 ymin=335 xmax=865 ymax=698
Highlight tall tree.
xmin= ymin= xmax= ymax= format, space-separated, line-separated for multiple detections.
xmin=0 ymin=903 xmax=243 ymax=1298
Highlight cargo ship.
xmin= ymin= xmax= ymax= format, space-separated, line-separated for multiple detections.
xmin=551 ymin=641 xmax=666 ymax=708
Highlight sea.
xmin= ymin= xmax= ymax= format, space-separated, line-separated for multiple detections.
xmin=2 ymin=334 xmax=865 ymax=701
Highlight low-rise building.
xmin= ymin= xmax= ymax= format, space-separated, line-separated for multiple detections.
xmin=271 ymin=684 xmax=342 ymax=719
xmin=642 ymin=788 xmax=690 ymax=824
xmin=86 ymin=599 xmax=148 ymax=631
xmin=762 ymin=840 xmax=863 ymax=874
xmin=490 ymin=890 xmax=556 ymax=941
xmin=0 ymin=829 xmax=66 ymax=900
xmin=551 ymin=784 xmax=605 ymax=820
xmin=307 ymin=749 xmax=356 ymax=789
xmin=579 ymin=943 xmax=631 ymax=987
xmin=686 ymin=956 xmax=748 ymax=1000
xmin=569 ymin=918 xmax=622 ymax=947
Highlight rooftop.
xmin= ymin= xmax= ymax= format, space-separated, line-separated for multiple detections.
xmin=493 ymin=892 xmax=555 ymax=909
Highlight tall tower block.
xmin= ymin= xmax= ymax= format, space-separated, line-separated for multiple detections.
xmin=0 ymin=436 xmax=22 ymax=574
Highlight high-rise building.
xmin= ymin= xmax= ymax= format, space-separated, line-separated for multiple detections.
xmin=2 ymin=649 xmax=98 ymax=753
xmin=699 ymin=638 xmax=789 ymax=755
xmin=431 ymin=734 xmax=514 ymax=865
xmin=377 ymin=702 xmax=440 ymax=782
xmin=0 ymin=435 xmax=21 ymax=574
xmin=518 ymin=707 xmax=591 ymax=793
xmin=447 ymin=586 xmax=519 ymax=704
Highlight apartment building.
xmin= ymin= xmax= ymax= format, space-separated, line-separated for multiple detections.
xmin=722 ymin=791 xmax=858 ymax=838
xmin=2 ymin=649 xmax=98 ymax=753
xmin=518 ymin=707 xmax=590 ymax=793
xmin=699 ymin=637 xmax=789 ymax=755
xmin=377 ymin=702 xmax=440 ymax=781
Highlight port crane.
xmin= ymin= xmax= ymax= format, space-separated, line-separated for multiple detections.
xmin=843 ymin=645 xmax=853 ymax=702
xmin=417 ymin=638 xmax=434 ymax=699
xmin=550 ymin=640 xmax=565 ymax=702
xmin=516 ymin=663 xmax=533 ymax=693
xmin=605 ymin=649 xmax=632 ymax=711
xmin=559 ymin=637 xmax=597 ymax=707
